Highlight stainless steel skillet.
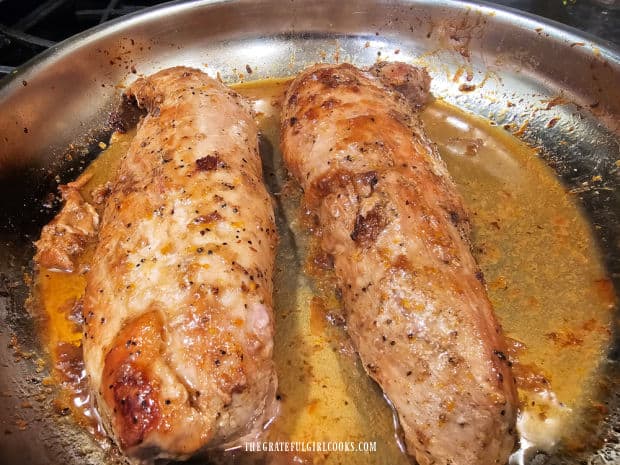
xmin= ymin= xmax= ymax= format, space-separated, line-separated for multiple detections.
xmin=0 ymin=1 xmax=618 ymax=464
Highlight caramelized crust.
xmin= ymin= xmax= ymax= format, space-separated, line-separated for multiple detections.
xmin=102 ymin=311 xmax=163 ymax=449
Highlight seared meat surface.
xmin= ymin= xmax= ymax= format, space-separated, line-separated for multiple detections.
xmin=280 ymin=63 xmax=517 ymax=465
xmin=37 ymin=67 xmax=278 ymax=460
xmin=34 ymin=176 xmax=99 ymax=272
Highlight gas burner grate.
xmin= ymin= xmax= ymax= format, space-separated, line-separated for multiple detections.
xmin=0 ymin=0 xmax=167 ymax=76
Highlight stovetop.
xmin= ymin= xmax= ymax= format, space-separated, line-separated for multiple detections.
xmin=0 ymin=0 xmax=618 ymax=78
xmin=0 ymin=0 xmax=166 ymax=76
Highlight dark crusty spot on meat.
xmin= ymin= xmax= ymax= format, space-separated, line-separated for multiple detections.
xmin=102 ymin=311 xmax=163 ymax=448
xmin=316 ymin=170 xmax=355 ymax=196
xmin=196 ymin=154 xmax=220 ymax=171
xmin=353 ymin=171 xmax=380 ymax=199
xmin=357 ymin=170 xmax=378 ymax=189
xmin=351 ymin=203 xmax=389 ymax=246
xmin=369 ymin=61 xmax=431 ymax=110
xmin=110 ymin=364 xmax=160 ymax=447
xmin=193 ymin=211 xmax=222 ymax=224
xmin=315 ymin=65 xmax=362 ymax=91
xmin=315 ymin=170 xmax=378 ymax=200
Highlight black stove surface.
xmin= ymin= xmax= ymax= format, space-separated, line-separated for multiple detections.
xmin=0 ymin=0 xmax=618 ymax=77
xmin=0 ymin=0 xmax=165 ymax=75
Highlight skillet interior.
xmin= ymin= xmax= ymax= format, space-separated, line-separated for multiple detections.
xmin=0 ymin=1 xmax=618 ymax=464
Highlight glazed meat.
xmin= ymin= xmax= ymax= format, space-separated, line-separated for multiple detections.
xmin=280 ymin=63 xmax=517 ymax=465
xmin=38 ymin=67 xmax=278 ymax=460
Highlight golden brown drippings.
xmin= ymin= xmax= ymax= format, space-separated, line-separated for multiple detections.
xmin=31 ymin=78 xmax=615 ymax=464
xmin=32 ymin=130 xmax=136 ymax=438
